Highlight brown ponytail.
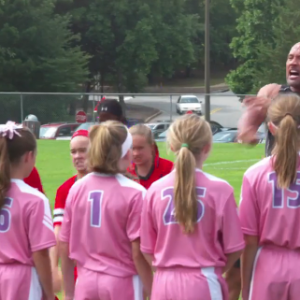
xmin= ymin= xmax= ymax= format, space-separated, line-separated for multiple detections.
xmin=167 ymin=114 xmax=212 ymax=233
xmin=0 ymin=127 xmax=36 ymax=209
xmin=268 ymin=94 xmax=300 ymax=189
xmin=0 ymin=138 xmax=11 ymax=209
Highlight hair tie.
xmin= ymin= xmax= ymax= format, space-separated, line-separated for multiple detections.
xmin=181 ymin=143 xmax=189 ymax=149
xmin=284 ymin=113 xmax=293 ymax=118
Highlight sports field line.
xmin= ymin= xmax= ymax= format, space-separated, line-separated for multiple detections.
xmin=204 ymin=159 xmax=259 ymax=166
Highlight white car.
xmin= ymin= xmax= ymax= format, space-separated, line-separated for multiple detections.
xmin=176 ymin=95 xmax=202 ymax=115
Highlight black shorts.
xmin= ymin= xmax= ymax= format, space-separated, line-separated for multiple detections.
xmin=234 ymin=258 xmax=240 ymax=268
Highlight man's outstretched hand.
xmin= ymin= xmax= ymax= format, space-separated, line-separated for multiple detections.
xmin=237 ymin=96 xmax=271 ymax=145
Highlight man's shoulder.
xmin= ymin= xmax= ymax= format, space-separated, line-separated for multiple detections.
xmin=257 ymin=83 xmax=281 ymax=98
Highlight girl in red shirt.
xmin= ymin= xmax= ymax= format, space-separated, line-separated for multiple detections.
xmin=51 ymin=130 xmax=89 ymax=295
xmin=128 ymin=124 xmax=173 ymax=189
xmin=24 ymin=167 xmax=44 ymax=193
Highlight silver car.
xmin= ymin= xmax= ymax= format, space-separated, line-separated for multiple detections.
xmin=176 ymin=95 xmax=202 ymax=115
xmin=145 ymin=121 xmax=171 ymax=137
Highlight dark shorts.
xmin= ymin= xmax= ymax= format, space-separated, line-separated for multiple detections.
xmin=234 ymin=258 xmax=240 ymax=268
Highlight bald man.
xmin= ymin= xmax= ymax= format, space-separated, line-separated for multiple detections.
xmin=238 ymin=42 xmax=300 ymax=156
xmin=227 ymin=43 xmax=300 ymax=300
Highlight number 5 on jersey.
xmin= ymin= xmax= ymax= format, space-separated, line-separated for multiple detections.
xmin=162 ymin=187 xmax=205 ymax=225
xmin=0 ymin=198 xmax=13 ymax=233
xmin=89 ymin=191 xmax=104 ymax=227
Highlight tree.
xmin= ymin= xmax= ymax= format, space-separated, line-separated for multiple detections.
xmin=210 ymin=0 xmax=237 ymax=69
xmin=253 ymin=0 xmax=300 ymax=90
xmin=0 ymin=0 xmax=89 ymax=123
xmin=56 ymin=0 xmax=159 ymax=113
xmin=149 ymin=0 xmax=200 ymax=81
xmin=226 ymin=0 xmax=284 ymax=94
xmin=56 ymin=0 xmax=200 ymax=95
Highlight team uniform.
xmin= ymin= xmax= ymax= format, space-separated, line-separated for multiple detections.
xmin=0 ymin=179 xmax=56 ymax=300
xmin=53 ymin=175 xmax=78 ymax=281
xmin=239 ymin=156 xmax=300 ymax=299
xmin=140 ymin=169 xmax=245 ymax=300
xmin=128 ymin=145 xmax=173 ymax=189
xmin=59 ymin=172 xmax=146 ymax=300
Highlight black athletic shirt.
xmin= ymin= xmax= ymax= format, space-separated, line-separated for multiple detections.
xmin=265 ymin=85 xmax=298 ymax=156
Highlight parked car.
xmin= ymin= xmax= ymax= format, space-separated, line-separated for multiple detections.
xmin=40 ymin=123 xmax=79 ymax=140
xmin=73 ymin=118 xmax=141 ymax=137
xmin=145 ymin=121 xmax=172 ymax=137
xmin=213 ymin=129 xmax=265 ymax=143
xmin=209 ymin=120 xmax=223 ymax=135
xmin=75 ymin=122 xmax=98 ymax=132
xmin=176 ymin=95 xmax=202 ymax=115
xmin=155 ymin=129 xmax=168 ymax=142
xmin=214 ymin=127 xmax=238 ymax=134
xmin=155 ymin=120 xmax=225 ymax=142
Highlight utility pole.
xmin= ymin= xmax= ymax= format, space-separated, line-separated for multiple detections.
xmin=204 ymin=0 xmax=210 ymax=122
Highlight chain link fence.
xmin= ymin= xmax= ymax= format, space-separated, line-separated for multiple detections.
xmin=0 ymin=92 xmax=256 ymax=139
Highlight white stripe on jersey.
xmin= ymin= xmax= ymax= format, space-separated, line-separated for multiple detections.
xmin=43 ymin=219 xmax=54 ymax=231
xmin=12 ymin=179 xmax=54 ymax=232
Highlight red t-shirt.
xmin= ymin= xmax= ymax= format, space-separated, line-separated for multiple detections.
xmin=128 ymin=146 xmax=173 ymax=189
xmin=24 ymin=167 xmax=44 ymax=193
xmin=53 ymin=175 xmax=77 ymax=282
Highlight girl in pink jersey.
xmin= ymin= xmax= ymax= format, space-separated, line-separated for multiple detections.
xmin=240 ymin=94 xmax=300 ymax=300
xmin=0 ymin=122 xmax=56 ymax=300
xmin=140 ymin=114 xmax=245 ymax=300
xmin=59 ymin=121 xmax=153 ymax=300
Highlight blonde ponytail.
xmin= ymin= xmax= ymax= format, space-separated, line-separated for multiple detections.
xmin=167 ymin=114 xmax=212 ymax=234
xmin=174 ymin=146 xmax=197 ymax=233
xmin=88 ymin=121 xmax=128 ymax=174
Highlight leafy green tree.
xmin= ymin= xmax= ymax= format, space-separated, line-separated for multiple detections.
xmin=149 ymin=0 xmax=200 ymax=81
xmin=252 ymin=0 xmax=300 ymax=91
xmin=0 ymin=0 xmax=89 ymax=123
xmin=56 ymin=0 xmax=200 ymax=93
xmin=226 ymin=0 xmax=283 ymax=94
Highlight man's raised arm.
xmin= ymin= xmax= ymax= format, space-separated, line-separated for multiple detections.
xmin=237 ymin=84 xmax=281 ymax=144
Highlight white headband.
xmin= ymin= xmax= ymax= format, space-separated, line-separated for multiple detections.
xmin=121 ymin=128 xmax=132 ymax=158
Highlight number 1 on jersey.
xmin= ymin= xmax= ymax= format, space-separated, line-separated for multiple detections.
xmin=88 ymin=191 xmax=103 ymax=227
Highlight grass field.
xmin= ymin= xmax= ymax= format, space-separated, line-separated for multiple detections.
xmin=36 ymin=140 xmax=265 ymax=208
xmin=36 ymin=140 xmax=264 ymax=299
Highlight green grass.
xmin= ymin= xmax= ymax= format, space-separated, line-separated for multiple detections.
xmin=36 ymin=141 xmax=264 ymax=300
xmin=36 ymin=140 xmax=265 ymax=208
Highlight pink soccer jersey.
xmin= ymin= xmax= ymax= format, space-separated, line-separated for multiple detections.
xmin=240 ymin=156 xmax=300 ymax=249
xmin=140 ymin=169 xmax=245 ymax=269
xmin=59 ymin=172 xmax=146 ymax=277
xmin=0 ymin=179 xmax=56 ymax=264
